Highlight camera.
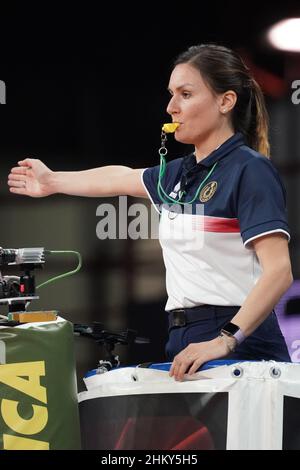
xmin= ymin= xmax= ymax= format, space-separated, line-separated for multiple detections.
xmin=0 ymin=247 xmax=44 ymax=311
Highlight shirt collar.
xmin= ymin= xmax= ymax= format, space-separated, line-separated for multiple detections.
xmin=183 ymin=132 xmax=246 ymax=172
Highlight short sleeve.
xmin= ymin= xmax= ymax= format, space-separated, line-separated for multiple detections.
xmin=236 ymin=156 xmax=290 ymax=247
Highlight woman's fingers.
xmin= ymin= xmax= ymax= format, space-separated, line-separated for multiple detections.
xmin=9 ymin=159 xmax=34 ymax=177
xmin=8 ymin=179 xmax=26 ymax=188
xmin=169 ymin=363 xmax=175 ymax=377
xmin=169 ymin=354 xmax=195 ymax=381
xmin=8 ymin=172 xmax=26 ymax=189
xmin=9 ymin=187 xmax=27 ymax=195
xmin=18 ymin=158 xmax=34 ymax=167
xmin=10 ymin=166 xmax=28 ymax=175
xmin=176 ymin=361 xmax=191 ymax=381
xmin=8 ymin=173 xmax=26 ymax=181
xmin=188 ymin=359 xmax=202 ymax=375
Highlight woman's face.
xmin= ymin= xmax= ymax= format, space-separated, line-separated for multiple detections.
xmin=166 ymin=63 xmax=226 ymax=145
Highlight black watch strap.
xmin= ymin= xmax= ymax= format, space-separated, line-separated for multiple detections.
xmin=221 ymin=322 xmax=245 ymax=345
xmin=221 ymin=322 xmax=240 ymax=336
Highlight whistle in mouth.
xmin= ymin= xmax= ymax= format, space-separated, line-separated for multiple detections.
xmin=162 ymin=122 xmax=180 ymax=133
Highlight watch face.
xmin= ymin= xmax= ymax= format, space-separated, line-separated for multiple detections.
xmin=222 ymin=322 xmax=239 ymax=335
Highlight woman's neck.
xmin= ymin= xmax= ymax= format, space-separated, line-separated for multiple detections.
xmin=194 ymin=128 xmax=235 ymax=163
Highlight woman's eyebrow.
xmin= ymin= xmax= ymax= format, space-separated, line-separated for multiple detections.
xmin=167 ymin=83 xmax=195 ymax=93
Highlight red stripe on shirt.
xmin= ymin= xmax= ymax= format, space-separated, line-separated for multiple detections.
xmin=204 ymin=217 xmax=240 ymax=233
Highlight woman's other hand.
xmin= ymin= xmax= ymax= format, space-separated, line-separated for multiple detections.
xmin=169 ymin=336 xmax=231 ymax=381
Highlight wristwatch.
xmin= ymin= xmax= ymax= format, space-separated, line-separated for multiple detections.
xmin=221 ymin=322 xmax=245 ymax=345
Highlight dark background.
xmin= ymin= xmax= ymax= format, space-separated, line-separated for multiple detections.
xmin=0 ymin=3 xmax=299 ymax=390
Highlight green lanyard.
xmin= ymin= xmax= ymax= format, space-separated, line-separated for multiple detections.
xmin=157 ymin=148 xmax=218 ymax=205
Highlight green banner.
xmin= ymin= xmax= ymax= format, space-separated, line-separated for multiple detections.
xmin=0 ymin=319 xmax=81 ymax=450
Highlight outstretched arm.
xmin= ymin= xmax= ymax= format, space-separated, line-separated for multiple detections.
xmin=8 ymin=158 xmax=148 ymax=198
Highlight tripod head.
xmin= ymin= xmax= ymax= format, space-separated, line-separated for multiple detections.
xmin=74 ymin=322 xmax=150 ymax=373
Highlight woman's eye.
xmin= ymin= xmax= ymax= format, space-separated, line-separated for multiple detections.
xmin=182 ymin=92 xmax=191 ymax=98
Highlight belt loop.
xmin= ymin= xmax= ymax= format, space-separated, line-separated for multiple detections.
xmin=170 ymin=309 xmax=186 ymax=328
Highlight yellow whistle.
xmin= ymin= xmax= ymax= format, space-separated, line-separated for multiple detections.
xmin=162 ymin=122 xmax=180 ymax=133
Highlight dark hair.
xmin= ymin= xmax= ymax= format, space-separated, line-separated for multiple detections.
xmin=174 ymin=44 xmax=270 ymax=157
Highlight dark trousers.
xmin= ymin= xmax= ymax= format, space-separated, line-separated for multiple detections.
xmin=165 ymin=305 xmax=291 ymax=362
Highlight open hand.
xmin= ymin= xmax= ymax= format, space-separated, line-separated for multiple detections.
xmin=8 ymin=158 xmax=54 ymax=197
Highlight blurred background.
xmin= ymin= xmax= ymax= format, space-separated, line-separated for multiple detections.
xmin=0 ymin=2 xmax=299 ymax=390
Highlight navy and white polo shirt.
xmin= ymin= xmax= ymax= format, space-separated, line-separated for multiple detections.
xmin=141 ymin=132 xmax=290 ymax=311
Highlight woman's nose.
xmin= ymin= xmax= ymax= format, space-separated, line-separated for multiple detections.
xmin=166 ymin=96 xmax=179 ymax=116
